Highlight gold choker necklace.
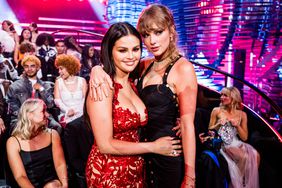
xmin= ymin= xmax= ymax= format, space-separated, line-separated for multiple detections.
xmin=154 ymin=51 xmax=180 ymax=70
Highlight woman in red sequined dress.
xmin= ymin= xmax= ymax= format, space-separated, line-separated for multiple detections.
xmin=85 ymin=22 xmax=181 ymax=188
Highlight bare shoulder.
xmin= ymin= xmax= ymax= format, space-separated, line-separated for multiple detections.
xmin=171 ymin=57 xmax=196 ymax=86
xmin=174 ymin=57 xmax=195 ymax=73
xmin=6 ymin=136 xmax=20 ymax=151
xmin=212 ymin=107 xmax=221 ymax=114
xmin=50 ymin=129 xmax=60 ymax=140
xmin=7 ymin=136 xmax=17 ymax=145
xmin=170 ymin=57 xmax=196 ymax=84
xmin=240 ymin=110 xmax=247 ymax=119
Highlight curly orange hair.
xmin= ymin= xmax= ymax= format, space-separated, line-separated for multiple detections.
xmin=55 ymin=54 xmax=81 ymax=75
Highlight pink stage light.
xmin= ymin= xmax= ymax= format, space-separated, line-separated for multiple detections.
xmin=38 ymin=17 xmax=107 ymax=25
xmin=37 ymin=23 xmax=107 ymax=31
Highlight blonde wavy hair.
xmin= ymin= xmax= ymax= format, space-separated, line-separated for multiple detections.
xmin=12 ymin=98 xmax=46 ymax=140
xmin=220 ymin=86 xmax=243 ymax=110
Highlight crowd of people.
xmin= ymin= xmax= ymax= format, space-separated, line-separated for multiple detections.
xmin=0 ymin=17 xmax=100 ymax=188
xmin=0 ymin=3 xmax=260 ymax=188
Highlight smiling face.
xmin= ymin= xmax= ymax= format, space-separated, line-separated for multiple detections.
xmin=88 ymin=46 xmax=95 ymax=58
xmin=112 ymin=34 xmax=141 ymax=76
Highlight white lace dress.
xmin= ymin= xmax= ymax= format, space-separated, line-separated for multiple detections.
xmin=218 ymin=120 xmax=259 ymax=188
xmin=56 ymin=77 xmax=85 ymax=124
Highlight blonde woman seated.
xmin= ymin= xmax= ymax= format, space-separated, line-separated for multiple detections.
xmin=6 ymin=98 xmax=68 ymax=188
xmin=200 ymin=86 xmax=260 ymax=188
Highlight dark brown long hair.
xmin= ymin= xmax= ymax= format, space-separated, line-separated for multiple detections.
xmin=101 ymin=22 xmax=142 ymax=77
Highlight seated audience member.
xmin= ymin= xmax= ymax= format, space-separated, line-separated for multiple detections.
xmin=0 ymin=77 xmax=11 ymax=125
xmin=0 ymin=81 xmax=7 ymax=179
xmin=19 ymin=41 xmax=36 ymax=55
xmin=0 ymin=81 xmax=7 ymax=137
xmin=199 ymin=86 xmax=260 ymax=188
xmin=197 ymin=129 xmax=230 ymax=188
xmin=6 ymin=98 xmax=68 ymax=188
xmin=80 ymin=44 xmax=100 ymax=83
xmin=16 ymin=41 xmax=37 ymax=76
xmin=6 ymin=55 xmax=61 ymax=134
xmin=54 ymin=54 xmax=92 ymax=187
xmin=0 ymin=83 xmax=6 ymax=136
xmin=0 ymin=54 xmax=18 ymax=81
xmin=64 ymin=36 xmax=82 ymax=60
xmin=55 ymin=40 xmax=66 ymax=56
xmin=193 ymin=86 xmax=230 ymax=188
xmin=36 ymin=33 xmax=57 ymax=81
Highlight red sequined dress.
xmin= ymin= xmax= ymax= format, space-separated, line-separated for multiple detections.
xmin=86 ymin=81 xmax=148 ymax=188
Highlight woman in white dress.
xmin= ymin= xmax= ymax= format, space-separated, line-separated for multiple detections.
xmin=54 ymin=54 xmax=92 ymax=187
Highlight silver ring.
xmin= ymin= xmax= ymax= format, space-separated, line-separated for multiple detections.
xmin=171 ymin=150 xmax=177 ymax=156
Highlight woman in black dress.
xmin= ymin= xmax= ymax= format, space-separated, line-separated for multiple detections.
xmin=6 ymin=99 xmax=68 ymax=188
